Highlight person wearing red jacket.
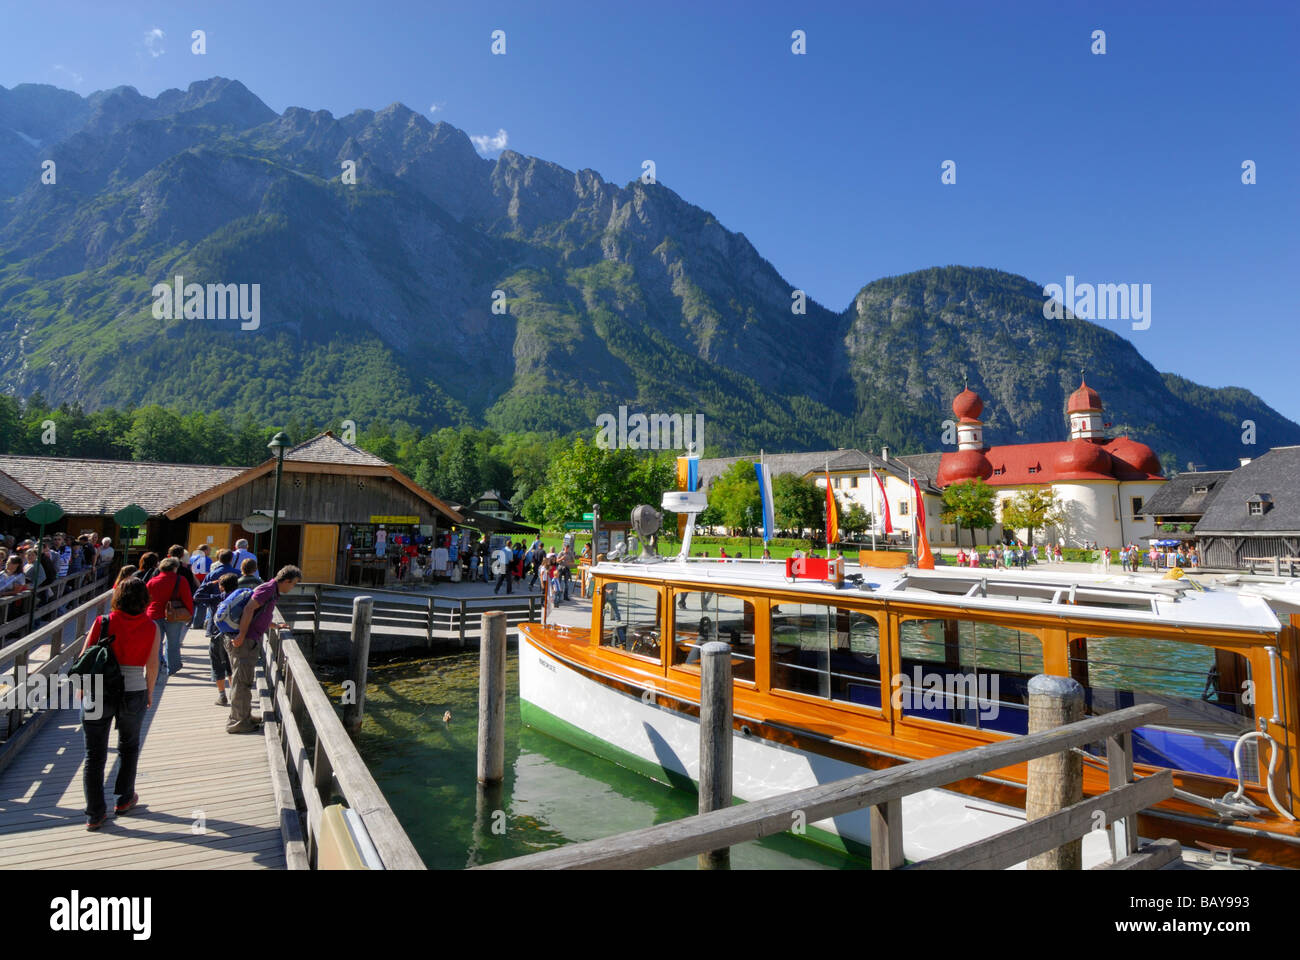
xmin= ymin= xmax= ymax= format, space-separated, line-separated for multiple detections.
xmin=147 ymin=557 xmax=193 ymax=676
xmin=80 ymin=576 xmax=161 ymax=829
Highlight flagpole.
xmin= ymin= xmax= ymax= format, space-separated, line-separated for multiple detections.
xmin=869 ymin=464 xmax=877 ymax=552
xmin=908 ymin=466 xmax=916 ymax=559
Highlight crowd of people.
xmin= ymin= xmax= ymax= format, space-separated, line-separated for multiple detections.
xmin=0 ymin=532 xmax=115 ymax=623
xmin=76 ymin=535 xmax=301 ymax=831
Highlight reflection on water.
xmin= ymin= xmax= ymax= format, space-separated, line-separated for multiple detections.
xmin=319 ymin=650 xmax=866 ymax=870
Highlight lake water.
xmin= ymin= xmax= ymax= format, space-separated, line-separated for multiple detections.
xmin=318 ymin=651 xmax=867 ymax=870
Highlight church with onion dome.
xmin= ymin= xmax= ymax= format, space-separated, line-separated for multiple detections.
xmin=934 ymin=379 xmax=1167 ymax=548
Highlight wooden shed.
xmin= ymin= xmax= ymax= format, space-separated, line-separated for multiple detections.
xmin=163 ymin=432 xmax=463 ymax=583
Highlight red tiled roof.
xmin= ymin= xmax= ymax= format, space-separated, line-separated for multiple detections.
xmin=939 ymin=439 xmax=1162 ymax=487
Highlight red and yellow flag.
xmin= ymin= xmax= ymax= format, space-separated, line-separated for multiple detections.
xmin=825 ymin=471 xmax=839 ymax=548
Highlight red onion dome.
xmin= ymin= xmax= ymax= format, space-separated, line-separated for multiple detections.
xmin=1055 ymin=439 xmax=1113 ymax=478
xmin=1067 ymin=380 xmax=1103 ymax=413
xmin=952 ymin=388 xmax=983 ymax=421
xmin=1105 ymin=437 xmax=1162 ymax=476
xmin=937 ymin=449 xmax=993 ymax=485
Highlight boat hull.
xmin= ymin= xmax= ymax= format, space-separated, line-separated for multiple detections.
xmin=519 ymin=630 xmax=1118 ymax=867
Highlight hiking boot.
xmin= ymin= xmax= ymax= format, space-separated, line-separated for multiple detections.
xmin=114 ymin=793 xmax=139 ymax=815
xmin=86 ymin=813 xmax=108 ymax=831
xmin=216 ymin=693 xmax=229 ymax=706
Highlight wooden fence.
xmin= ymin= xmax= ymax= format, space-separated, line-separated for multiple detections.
xmin=278 ymin=582 xmax=538 ymax=651
xmin=0 ymin=567 xmax=112 ymax=645
xmin=477 ymin=702 xmax=1175 ymax=871
xmin=0 ymin=585 xmax=114 ymax=772
xmin=261 ymin=623 xmax=425 ymax=869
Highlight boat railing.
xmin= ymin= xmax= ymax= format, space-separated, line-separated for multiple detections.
xmin=477 ymin=698 xmax=1176 ymax=870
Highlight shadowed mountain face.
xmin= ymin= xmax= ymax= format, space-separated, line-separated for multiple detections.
xmin=0 ymin=77 xmax=1293 ymax=467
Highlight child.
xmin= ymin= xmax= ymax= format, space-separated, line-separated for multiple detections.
xmin=195 ymin=572 xmax=239 ymax=706
xmin=547 ymin=556 xmax=563 ymax=607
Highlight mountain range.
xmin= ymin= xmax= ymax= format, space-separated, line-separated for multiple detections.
xmin=1 ymin=76 xmax=1294 ymax=470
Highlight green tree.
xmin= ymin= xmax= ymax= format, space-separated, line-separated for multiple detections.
xmin=999 ymin=488 xmax=1062 ymax=547
xmin=940 ymin=478 xmax=998 ymax=549
xmin=708 ymin=460 xmax=760 ymax=532
xmin=843 ymin=502 xmax=871 ymax=538
xmin=127 ymin=406 xmax=188 ymax=462
xmin=772 ymin=472 xmax=822 ymax=535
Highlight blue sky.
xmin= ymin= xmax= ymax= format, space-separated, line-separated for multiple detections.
xmin=4 ymin=0 xmax=1298 ymax=419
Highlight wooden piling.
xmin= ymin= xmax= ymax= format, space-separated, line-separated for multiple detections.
xmin=698 ymin=640 xmax=733 ymax=869
xmin=477 ymin=611 xmax=507 ymax=785
xmin=1026 ymin=674 xmax=1084 ymax=869
xmin=342 ymin=595 xmax=373 ymax=737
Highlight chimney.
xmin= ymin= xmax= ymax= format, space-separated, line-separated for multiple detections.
xmin=1239 ymin=457 xmax=1252 ymax=467
xmin=881 ymin=446 xmax=889 ymax=461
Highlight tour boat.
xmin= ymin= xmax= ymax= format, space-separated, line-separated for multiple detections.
xmin=517 ymin=513 xmax=1300 ymax=868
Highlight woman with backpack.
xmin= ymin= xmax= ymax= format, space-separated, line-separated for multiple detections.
xmin=146 ymin=557 xmax=193 ymax=676
xmin=79 ymin=576 xmax=160 ymax=830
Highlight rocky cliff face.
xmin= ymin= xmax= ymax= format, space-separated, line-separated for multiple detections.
xmin=0 ymin=77 xmax=1294 ymax=466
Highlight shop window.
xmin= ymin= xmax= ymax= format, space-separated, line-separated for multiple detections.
xmin=896 ymin=618 xmax=1043 ymax=733
xmin=769 ymin=603 xmax=881 ymax=707
xmin=1069 ymin=636 xmax=1254 ymax=780
xmin=600 ymin=581 xmax=661 ymax=661
xmin=672 ymin=591 xmax=755 ymax=682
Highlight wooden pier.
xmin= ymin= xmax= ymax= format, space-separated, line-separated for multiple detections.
xmin=0 ymin=626 xmax=286 ymax=869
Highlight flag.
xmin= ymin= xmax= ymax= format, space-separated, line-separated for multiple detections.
xmin=825 ymin=469 xmax=839 ymax=547
xmin=676 ymin=453 xmax=700 ymax=538
xmin=912 ymin=478 xmax=934 ymax=570
xmin=875 ymin=472 xmax=893 ymax=533
xmin=753 ymin=461 xmax=775 ymax=543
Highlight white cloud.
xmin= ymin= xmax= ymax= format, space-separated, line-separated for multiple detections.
xmin=428 ymin=102 xmax=445 ymax=114
xmin=470 ymin=128 xmax=508 ymax=154
xmin=144 ymin=28 xmax=165 ymax=58
xmin=51 ymin=64 xmax=84 ymax=86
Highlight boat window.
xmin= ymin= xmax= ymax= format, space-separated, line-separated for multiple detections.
xmin=1070 ymin=636 xmax=1255 ymax=781
xmin=599 ymin=581 xmax=661 ymax=661
xmin=672 ymin=592 xmax=756 ymax=682
xmin=769 ymin=603 xmax=881 ymax=708
xmin=896 ymin=618 xmax=1043 ymax=733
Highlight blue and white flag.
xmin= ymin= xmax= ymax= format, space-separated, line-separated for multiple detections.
xmin=753 ymin=461 xmax=775 ymax=543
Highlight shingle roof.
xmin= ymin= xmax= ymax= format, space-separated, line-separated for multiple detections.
xmin=0 ymin=469 xmax=41 ymax=513
xmin=1196 ymin=447 xmax=1300 ymax=534
xmin=1137 ymin=470 xmax=1231 ymax=518
xmin=0 ymin=455 xmax=245 ymax=517
xmin=895 ymin=452 xmax=943 ymax=482
xmin=285 ymin=433 xmax=389 ymax=467
xmin=698 ymin=449 xmax=939 ymax=493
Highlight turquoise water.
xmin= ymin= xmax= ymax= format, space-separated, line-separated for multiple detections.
xmin=321 ymin=651 xmax=867 ymax=870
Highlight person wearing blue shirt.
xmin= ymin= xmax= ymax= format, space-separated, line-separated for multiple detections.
xmin=232 ymin=539 xmax=257 ymax=571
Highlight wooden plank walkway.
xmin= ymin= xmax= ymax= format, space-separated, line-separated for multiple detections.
xmin=0 ymin=626 xmax=285 ymax=869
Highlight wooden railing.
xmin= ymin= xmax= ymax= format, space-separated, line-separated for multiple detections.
xmin=278 ymin=582 xmax=538 ymax=650
xmin=477 ymin=702 xmax=1175 ymax=870
xmin=262 ymin=623 xmax=425 ymax=869
xmin=0 ymin=567 xmax=112 ymax=645
xmin=0 ymin=584 xmax=114 ymax=772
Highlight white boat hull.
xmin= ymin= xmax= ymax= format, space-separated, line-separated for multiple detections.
xmin=519 ymin=632 xmax=1118 ymax=867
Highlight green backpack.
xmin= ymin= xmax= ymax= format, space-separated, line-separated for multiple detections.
xmin=69 ymin=615 xmax=126 ymax=705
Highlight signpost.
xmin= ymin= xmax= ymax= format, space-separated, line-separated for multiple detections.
xmin=243 ymin=513 xmax=274 ymax=560
xmin=25 ymin=500 xmax=65 ymax=637
xmin=112 ymin=504 xmax=148 ymax=561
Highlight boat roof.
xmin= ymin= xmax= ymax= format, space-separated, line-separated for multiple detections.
xmin=589 ymin=557 xmax=1282 ymax=636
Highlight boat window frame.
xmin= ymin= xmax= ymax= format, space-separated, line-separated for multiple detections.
xmin=593 ymin=576 xmax=665 ymax=668
xmin=1066 ymin=627 xmax=1261 ymax=785
xmin=892 ymin=611 xmax=1047 ymax=739
xmin=765 ymin=599 xmax=887 ymax=719
xmin=667 ymin=587 xmax=759 ymax=689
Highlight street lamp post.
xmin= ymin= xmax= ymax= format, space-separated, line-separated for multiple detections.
xmin=745 ymin=505 xmax=753 ymax=559
xmin=267 ymin=432 xmax=290 ymax=574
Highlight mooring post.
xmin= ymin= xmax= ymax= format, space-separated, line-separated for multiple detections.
xmin=698 ymin=640 xmax=733 ymax=869
xmin=342 ymin=595 xmax=373 ymax=736
xmin=477 ymin=610 xmax=507 ymax=784
xmin=1026 ymin=674 xmax=1085 ymax=869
